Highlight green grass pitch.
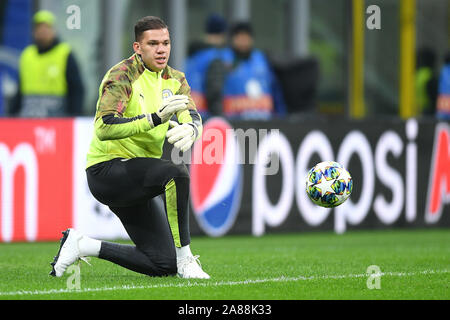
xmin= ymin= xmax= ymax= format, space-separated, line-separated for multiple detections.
xmin=0 ymin=229 xmax=448 ymax=300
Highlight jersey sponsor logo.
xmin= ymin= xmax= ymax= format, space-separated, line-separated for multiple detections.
xmin=190 ymin=118 xmax=243 ymax=236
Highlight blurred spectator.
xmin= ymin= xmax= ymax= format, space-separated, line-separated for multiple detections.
xmin=10 ymin=10 xmax=84 ymax=117
xmin=269 ymin=56 xmax=319 ymax=115
xmin=185 ymin=13 xmax=228 ymax=118
xmin=187 ymin=13 xmax=227 ymax=56
xmin=415 ymin=47 xmax=438 ymax=116
xmin=221 ymin=22 xmax=286 ymax=120
xmin=436 ymin=51 xmax=450 ymax=120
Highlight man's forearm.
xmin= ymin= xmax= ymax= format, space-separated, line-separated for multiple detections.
xmin=95 ymin=113 xmax=151 ymax=141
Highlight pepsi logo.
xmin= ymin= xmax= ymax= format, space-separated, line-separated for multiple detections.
xmin=190 ymin=117 xmax=243 ymax=236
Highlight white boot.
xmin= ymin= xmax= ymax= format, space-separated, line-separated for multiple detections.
xmin=50 ymin=229 xmax=91 ymax=277
xmin=177 ymin=255 xmax=210 ymax=279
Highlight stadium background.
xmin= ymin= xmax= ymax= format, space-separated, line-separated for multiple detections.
xmin=0 ymin=0 xmax=449 ymax=243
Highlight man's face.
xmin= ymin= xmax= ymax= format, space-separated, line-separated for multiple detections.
xmin=33 ymin=23 xmax=56 ymax=48
xmin=232 ymin=32 xmax=253 ymax=55
xmin=133 ymin=28 xmax=171 ymax=72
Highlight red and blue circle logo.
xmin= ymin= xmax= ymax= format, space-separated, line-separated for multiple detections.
xmin=190 ymin=118 xmax=242 ymax=236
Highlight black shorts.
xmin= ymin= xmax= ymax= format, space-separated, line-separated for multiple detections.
xmin=86 ymin=157 xmax=189 ymax=207
xmin=86 ymin=157 xmax=191 ymax=248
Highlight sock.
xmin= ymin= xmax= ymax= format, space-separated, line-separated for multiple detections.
xmin=78 ymin=236 xmax=102 ymax=257
xmin=176 ymin=245 xmax=193 ymax=262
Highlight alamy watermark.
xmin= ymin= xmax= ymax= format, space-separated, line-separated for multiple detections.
xmin=66 ymin=5 xmax=81 ymax=30
xmin=66 ymin=264 xmax=81 ymax=290
xmin=366 ymin=265 xmax=382 ymax=289
xmin=65 ymin=4 xmax=380 ymax=31
xmin=366 ymin=5 xmax=381 ymax=30
xmin=170 ymin=128 xmax=281 ymax=175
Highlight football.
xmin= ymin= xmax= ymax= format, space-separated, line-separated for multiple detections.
xmin=305 ymin=161 xmax=353 ymax=208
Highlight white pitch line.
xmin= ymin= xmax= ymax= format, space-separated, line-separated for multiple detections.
xmin=0 ymin=269 xmax=448 ymax=297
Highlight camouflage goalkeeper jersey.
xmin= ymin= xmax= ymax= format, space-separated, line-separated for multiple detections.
xmin=86 ymin=53 xmax=200 ymax=169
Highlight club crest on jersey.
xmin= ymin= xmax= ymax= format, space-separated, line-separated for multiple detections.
xmin=162 ymin=89 xmax=173 ymax=100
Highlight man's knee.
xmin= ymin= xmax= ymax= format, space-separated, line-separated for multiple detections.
xmin=149 ymin=253 xmax=177 ymax=276
xmin=167 ymin=163 xmax=189 ymax=180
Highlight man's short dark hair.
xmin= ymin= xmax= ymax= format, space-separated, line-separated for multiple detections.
xmin=230 ymin=22 xmax=253 ymax=37
xmin=134 ymin=16 xmax=168 ymax=41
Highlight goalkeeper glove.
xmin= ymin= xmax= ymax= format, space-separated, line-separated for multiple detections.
xmin=166 ymin=120 xmax=199 ymax=152
xmin=146 ymin=95 xmax=189 ymax=128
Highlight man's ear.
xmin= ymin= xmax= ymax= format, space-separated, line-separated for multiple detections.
xmin=133 ymin=42 xmax=141 ymax=54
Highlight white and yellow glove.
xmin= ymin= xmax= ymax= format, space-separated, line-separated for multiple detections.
xmin=166 ymin=120 xmax=199 ymax=152
xmin=146 ymin=95 xmax=189 ymax=128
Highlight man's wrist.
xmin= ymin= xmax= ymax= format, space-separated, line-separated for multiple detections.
xmin=187 ymin=123 xmax=199 ymax=140
xmin=146 ymin=113 xmax=162 ymax=128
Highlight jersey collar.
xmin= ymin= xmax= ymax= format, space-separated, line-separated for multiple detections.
xmin=135 ymin=53 xmax=169 ymax=78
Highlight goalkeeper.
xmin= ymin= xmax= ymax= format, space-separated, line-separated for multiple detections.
xmin=50 ymin=16 xmax=209 ymax=279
